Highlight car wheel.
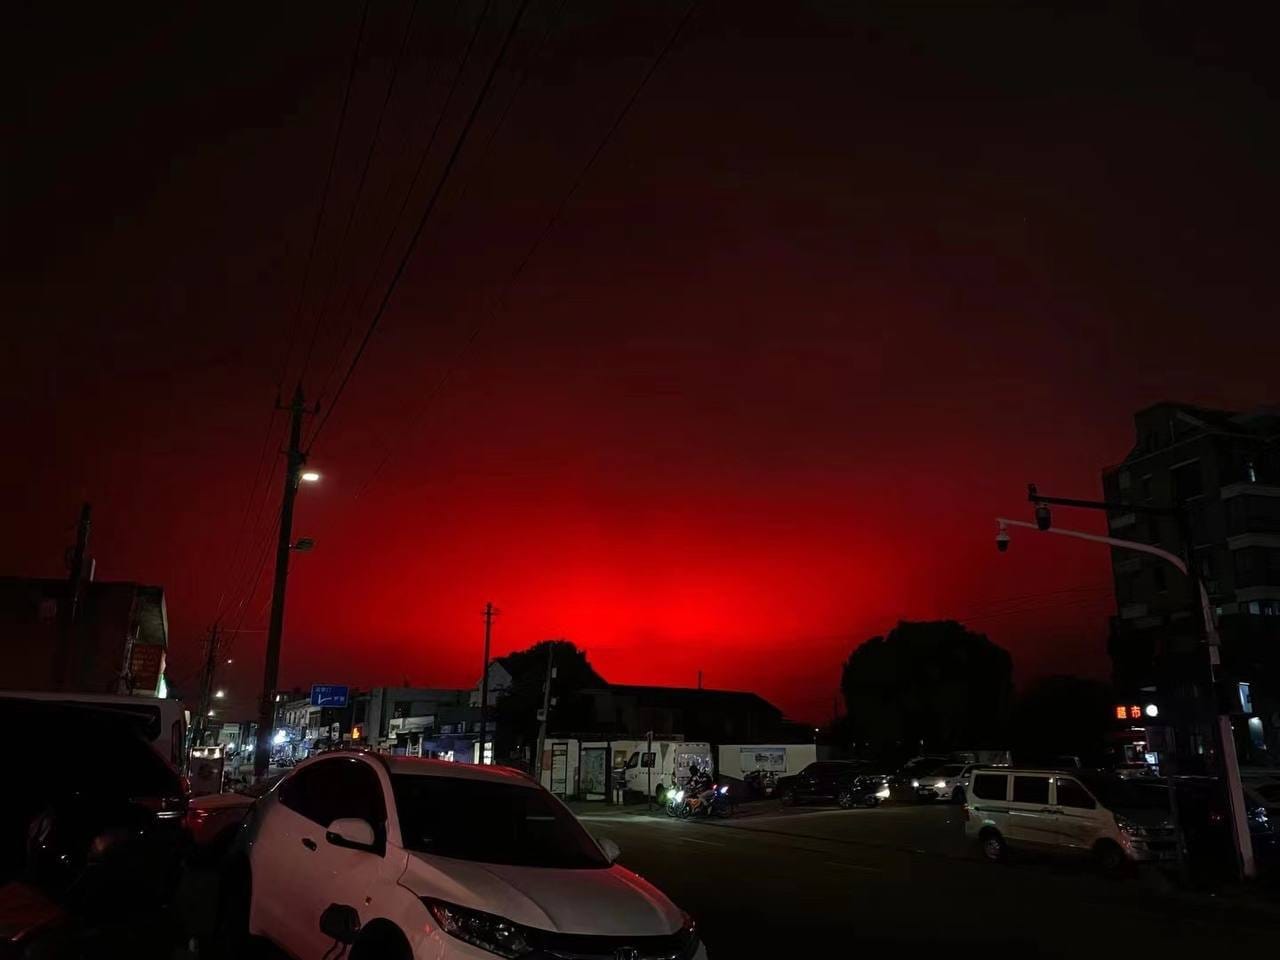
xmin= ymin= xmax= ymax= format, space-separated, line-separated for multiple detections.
xmin=837 ymin=789 xmax=855 ymax=809
xmin=779 ymin=788 xmax=794 ymax=805
xmin=1094 ymin=840 xmax=1125 ymax=874
xmin=951 ymin=787 xmax=965 ymax=804
xmin=862 ymin=794 xmax=880 ymax=808
xmin=980 ymin=829 xmax=1006 ymax=863
xmin=351 ymin=920 xmax=412 ymax=960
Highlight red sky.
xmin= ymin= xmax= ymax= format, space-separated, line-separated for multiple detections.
xmin=5 ymin=2 xmax=1277 ymax=722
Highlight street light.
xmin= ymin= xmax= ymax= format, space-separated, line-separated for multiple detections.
xmin=206 ymin=709 xmax=215 ymax=717
xmin=300 ymin=471 xmax=320 ymax=483
xmin=214 ymin=689 xmax=225 ymax=699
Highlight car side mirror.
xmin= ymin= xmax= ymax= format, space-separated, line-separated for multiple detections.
xmin=326 ymin=817 xmax=377 ymax=852
xmin=319 ymin=903 xmax=361 ymax=944
xmin=598 ymin=836 xmax=621 ymax=863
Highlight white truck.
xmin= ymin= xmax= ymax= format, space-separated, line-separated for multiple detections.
xmin=616 ymin=739 xmax=714 ymax=801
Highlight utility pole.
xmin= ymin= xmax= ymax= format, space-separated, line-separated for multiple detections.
xmin=254 ymin=385 xmax=313 ymax=781
xmin=534 ymin=643 xmax=556 ymax=785
xmin=194 ymin=624 xmax=221 ymax=749
xmin=478 ymin=602 xmax=498 ymax=764
xmin=55 ymin=503 xmax=92 ymax=690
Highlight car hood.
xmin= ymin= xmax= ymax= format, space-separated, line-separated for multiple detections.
xmin=398 ymin=851 xmax=683 ymax=936
xmin=1112 ymin=806 xmax=1172 ymax=829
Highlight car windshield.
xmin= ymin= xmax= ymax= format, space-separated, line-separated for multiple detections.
xmin=1082 ymin=776 xmax=1169 ymax=811
xmin=390 ymin=774 xmax=609 ymax=869
xmin=938 ymin=764 xmax=966 ymax=776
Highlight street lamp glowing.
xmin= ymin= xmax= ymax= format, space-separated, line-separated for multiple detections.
xmin=215 ymin=689 xmax=225 ymax=699
xmin=1145 ymin=703 xmax=1159 ymax=718
xmin=300 ymin=471 xmax=321 ymax=483
xmin=206 ymin=709 xmax=215 ymax=717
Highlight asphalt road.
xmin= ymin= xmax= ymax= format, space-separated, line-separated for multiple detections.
xmin=578 ymin=802 xmax=1279 ymax=958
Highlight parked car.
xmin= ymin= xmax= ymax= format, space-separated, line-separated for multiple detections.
xmin=185 ymin=792 xmax=256 ymax=865
xmin=836 ymin=773 xmax=892 ymax=809
xmin=965 ymin=767 xmax=1178 ymax=871
xmin=894 ymin=756 xmax=949 ymax=789
xmin=224 ymin=753 xmax=706 ymax=959
xmin=777 ymin=761 xmax=870 ymax=804
xmin=0 ymin=698 xmax=190 ymax=957
xmin=915 ymin=763 xmax=975 ymax=803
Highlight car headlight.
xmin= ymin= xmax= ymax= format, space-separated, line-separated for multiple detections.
xmin=425 ymin=900 xmax=533 ymax=958
xmin=875 ymin=783 xmax=891 ymax=799
xmin=1114 ymin=816 xmax=1147 ymax=838
xmin=910 ymin=779 xmax=919 ymax=789
xmin=935 ymin=780 xmax=947 ymax=790
xmin=719 ymin=785 xmax=729 ymax=795
xmin=674 ymin=790 xmax=684 ymax=802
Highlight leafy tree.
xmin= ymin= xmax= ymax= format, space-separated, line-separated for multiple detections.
xmin=1011 ymin=675 xmax=1113 ymax=766
xmin=491 ymin=640 xmax=606 ymax=767
xmin=841 ymin=620 xmax=1013 ymax=762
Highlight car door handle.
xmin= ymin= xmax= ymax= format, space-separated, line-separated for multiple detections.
xmin=301 ymin=837 xmax=318 ymax=851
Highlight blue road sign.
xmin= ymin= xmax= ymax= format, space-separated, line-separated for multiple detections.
xmin=310 ymin=684 xmax=349 ymax=708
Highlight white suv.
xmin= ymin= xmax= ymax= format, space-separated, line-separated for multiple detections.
xmin=233 ymin=752 xmax=706 ymax=959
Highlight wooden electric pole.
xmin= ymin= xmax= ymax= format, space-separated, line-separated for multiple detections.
xmin=534 ymin=643 xmax=556 ymax=784
xmin=478 ymin=602 xmax=498 ymax=764
xmin=194 ymin=623 xmax=221 ymax=748
xmin=254 ymin=385 xmax=313 ymax=780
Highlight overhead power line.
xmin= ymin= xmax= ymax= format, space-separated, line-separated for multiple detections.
xmin=287 ymin=0 xmax=372 ymax=388
xmin=307 ymin=0 xmax=535 ymax=453
xmin=303 ymin=0 xmax=423 ymax=382
xmin=347 ymin=0 xmax=701 ymax=498
xmin=313 ymin=0 xmax=489 ymax=410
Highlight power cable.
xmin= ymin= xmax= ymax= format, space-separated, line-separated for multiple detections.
xmin=346 ymin=0 xmax=700 ymax=496
xmin=209 ymin=0 xmax=369 ymax=632
xmin=305 ymin=0 xmax=423 ymax=379
xmin=313 ymin=0 xmax=485 ymax=409
xmin=307 ymin=0 xmax=535 ymax=453
xmin=290 ymin=0 xmax=373 ymax=387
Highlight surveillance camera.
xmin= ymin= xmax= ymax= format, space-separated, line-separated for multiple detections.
xmin=996 ymin=530 xmax=1010 ymax=553
xmin=1035 ymin=503 xmax=1051 ymax=532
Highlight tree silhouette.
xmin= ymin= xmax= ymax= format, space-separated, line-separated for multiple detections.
xmin=841 ymin=620 xmax=1013 ymax=761
xmin=1011 ymin=674 xmax=1113 ymax=766
xmin=491 ymin=640 xmax=606 ymax=766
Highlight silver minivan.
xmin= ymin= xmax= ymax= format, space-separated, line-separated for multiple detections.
xmin=964 ymin=768 xmax=1177 ymax=870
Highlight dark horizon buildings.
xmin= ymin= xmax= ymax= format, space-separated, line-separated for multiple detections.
xmin=1103 ymin=401 xmax=1279 ymax=763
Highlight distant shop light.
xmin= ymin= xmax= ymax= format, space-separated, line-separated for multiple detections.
xmin=273 ymin=729 xmax=287 ymax=745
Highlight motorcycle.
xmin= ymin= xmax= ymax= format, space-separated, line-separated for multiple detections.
xmin=673 ymin=783 xmax=732 ymax=819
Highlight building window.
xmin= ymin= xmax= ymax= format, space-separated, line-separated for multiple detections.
xmin=1171 ymin=460 xmax=1203 ymax=501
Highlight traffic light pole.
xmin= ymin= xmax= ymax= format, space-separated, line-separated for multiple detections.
xmin=999 ymin=485 xmax=1254 ymax=879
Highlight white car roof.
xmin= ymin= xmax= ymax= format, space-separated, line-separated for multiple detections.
xmin=375 ymin=754 xmax=539 ymax=787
